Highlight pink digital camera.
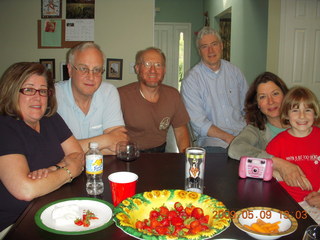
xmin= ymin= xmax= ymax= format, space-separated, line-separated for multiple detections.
xmin=239 ymin=156 xmax=273 ymax=181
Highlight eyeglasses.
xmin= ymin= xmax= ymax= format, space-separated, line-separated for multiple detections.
xmin=19 ymin=88 xmax=50 ymax=97
xmin=141 ymin=62 xmax=164 ymax=69
xmin=72 ymin=65 xmax=105 ymax=76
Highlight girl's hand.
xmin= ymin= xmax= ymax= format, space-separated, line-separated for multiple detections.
xmin=305 ymin=192 xmax=320 ymax=208
xmin=272 ymin=157 xmax=313 ymax=191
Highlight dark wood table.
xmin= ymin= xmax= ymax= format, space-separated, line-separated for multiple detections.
xmin=4 ymin=153 xmax=316 ymax=239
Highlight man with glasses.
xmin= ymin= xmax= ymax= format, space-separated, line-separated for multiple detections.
xmin=55 ymin=42 xmax=128 ymax=154
xmin=118 ymin=47 xmax=190 ymax=153
xmin=181 ymin=26 xmax=248 ymax=153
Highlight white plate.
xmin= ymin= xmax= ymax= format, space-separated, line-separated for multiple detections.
xmin=34 ymin=197 xmax=113 ymax=235
xmin=232 ymin=207 xmax=297 ymax=240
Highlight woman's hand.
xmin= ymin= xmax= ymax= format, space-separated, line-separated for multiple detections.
xmin=272 ymin=157 xmax=312 ymax=191
xmin=62 ymin=152 xmax=84 ymax=177
xmin=27 ymin=165 xmax=66 ymax=180
xmin=28 ymin=168 xmax=49 ymax=179
xmin=305 ymin=192 xmax=320 ymax=208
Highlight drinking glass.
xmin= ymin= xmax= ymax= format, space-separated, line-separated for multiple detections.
xmin=185 ymin=147 xmax=206 ymax=193
xmin=116 ymin=141 xmax=140 ymax=162
xmin=303 ymin=225 xmax=320 ymax=240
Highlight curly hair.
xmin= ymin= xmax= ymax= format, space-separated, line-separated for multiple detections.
xmin=245 ymin=72 xmax=288 ymax=130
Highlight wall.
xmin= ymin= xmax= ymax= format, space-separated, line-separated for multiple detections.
xmin=266 ymin=0 xmax=281 ymax=74
xmin=203 ymin=0 xmax=269 ymax=84
xmin=154 ymin=0 xmax=204 ymax=68
xmin=0 ymin=0 xmax=154 ymax=87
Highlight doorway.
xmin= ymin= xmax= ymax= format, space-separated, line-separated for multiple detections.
xmin=154 ymin=22 xmax=191 ymax=152
xmin=154 ymin=22 xmax=191 ymax=90
xmin=217 ymin=8 xmax=232 ymax=61
xmin=279 ymin=0 xmax=320 ymax=99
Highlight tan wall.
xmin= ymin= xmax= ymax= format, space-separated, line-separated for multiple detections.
xmin=0 ymin=0 xmax=154 ymax=87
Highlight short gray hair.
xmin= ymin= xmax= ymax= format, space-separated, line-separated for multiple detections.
xmin=196 ymin=27 xmax=222 ymax=49
xmin=67 ymin=42 xmax=105 ymax=65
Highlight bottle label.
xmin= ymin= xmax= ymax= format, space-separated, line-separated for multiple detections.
xmin=86 ymin=155 xmax=103 ymax=174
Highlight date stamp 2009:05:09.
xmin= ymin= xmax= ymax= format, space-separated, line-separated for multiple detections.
xmin=212 ymin=209 xmax=308 ymax=220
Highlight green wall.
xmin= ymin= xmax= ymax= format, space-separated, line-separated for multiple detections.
xmin=155 ymin=0 xmax=204 ymax=68
xmin=204 ymin=0 xmax=268 ymax=84
xmin=155 ymin=0 xmax=269 ymax=84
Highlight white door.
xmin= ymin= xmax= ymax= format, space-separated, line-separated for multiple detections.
xmin=154 ymin=22 xmax=191 ymax=90
xmin=279 ymin=0 xmax=320 ymax=99
xmin=154 ymin=23 xmax=191 ymax=152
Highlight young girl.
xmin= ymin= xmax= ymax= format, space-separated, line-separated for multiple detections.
xmin=266 ymin=86 xmax=320 ymax=223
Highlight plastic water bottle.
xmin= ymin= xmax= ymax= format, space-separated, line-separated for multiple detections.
xmin=86 ymin=142 xmax=104 ymax=195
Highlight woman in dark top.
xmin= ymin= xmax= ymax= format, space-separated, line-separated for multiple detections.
xmin=0 ymin=62 xmax=84 ymax=236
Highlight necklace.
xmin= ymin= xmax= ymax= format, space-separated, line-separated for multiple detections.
xmin=139 ymin=89 xmax=146 ymax=99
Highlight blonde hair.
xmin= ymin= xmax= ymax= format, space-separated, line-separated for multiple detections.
xmin=280 ymin=86 xmax=320 ymax=126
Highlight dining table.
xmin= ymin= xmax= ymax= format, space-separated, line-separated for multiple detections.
xmin=4 ymin=152 xmax=316 ymax=240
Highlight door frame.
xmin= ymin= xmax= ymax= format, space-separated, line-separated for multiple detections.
xmin=154 ymin=22 xmax=191 ymax=90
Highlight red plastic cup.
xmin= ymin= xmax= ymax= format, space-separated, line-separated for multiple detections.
xmin=108 ymin=171 xmax=138 ymax=206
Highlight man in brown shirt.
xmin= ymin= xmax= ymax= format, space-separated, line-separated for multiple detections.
xmin=118 ymin=47 xmax=190 ymax=153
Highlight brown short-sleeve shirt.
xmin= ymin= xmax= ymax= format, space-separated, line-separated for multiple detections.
xmin=118 ymin=82 xmax=190 ymax=150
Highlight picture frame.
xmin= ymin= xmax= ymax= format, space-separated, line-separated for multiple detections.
xmin=41 ymin=0 xmax=62 ymax=18
xmin=60 ymin=62 xmax=70 ymax=81
xmin=106 ymin=58 xmax=123 ymax=80
xmin=66 ymin=0 xmax=95 ymax=19
xmin=40 ymin=59 xmax=56 ymax=80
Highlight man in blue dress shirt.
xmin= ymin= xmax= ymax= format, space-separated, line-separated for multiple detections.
xmin=181 ymin=27 xmax=248 ymax=153
xmin=55 ymin=42 xmax=128 ymax=155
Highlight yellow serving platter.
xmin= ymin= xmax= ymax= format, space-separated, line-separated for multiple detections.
xmin=113 ymin=189 xmax=230 ymax=240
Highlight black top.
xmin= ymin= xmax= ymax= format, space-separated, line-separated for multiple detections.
xmin=0 ymin=113 xmax=72 ymax=231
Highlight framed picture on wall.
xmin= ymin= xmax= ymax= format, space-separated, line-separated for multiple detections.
xmin=40 ymin=59 xmax=55 ymax=80
xmin=60 ymin=62 xmax=70 ymax=81
xmin=41 ymin=0 xmax=62 ymax=18
xmin=106 ymin=58 xmax=123 ymax=80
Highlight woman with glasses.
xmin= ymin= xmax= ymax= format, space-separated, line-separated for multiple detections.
xmin=0 ymin=62 xmax=84 ymax=237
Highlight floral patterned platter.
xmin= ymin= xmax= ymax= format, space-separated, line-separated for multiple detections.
xmin=113 ymin=189 xmax=230 ymax=240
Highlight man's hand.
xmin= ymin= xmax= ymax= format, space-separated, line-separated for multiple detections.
xmin=103 ymin=126 xmax=129 ymax=153
xmin=207 ymin=125 xmax=235 ymax=145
